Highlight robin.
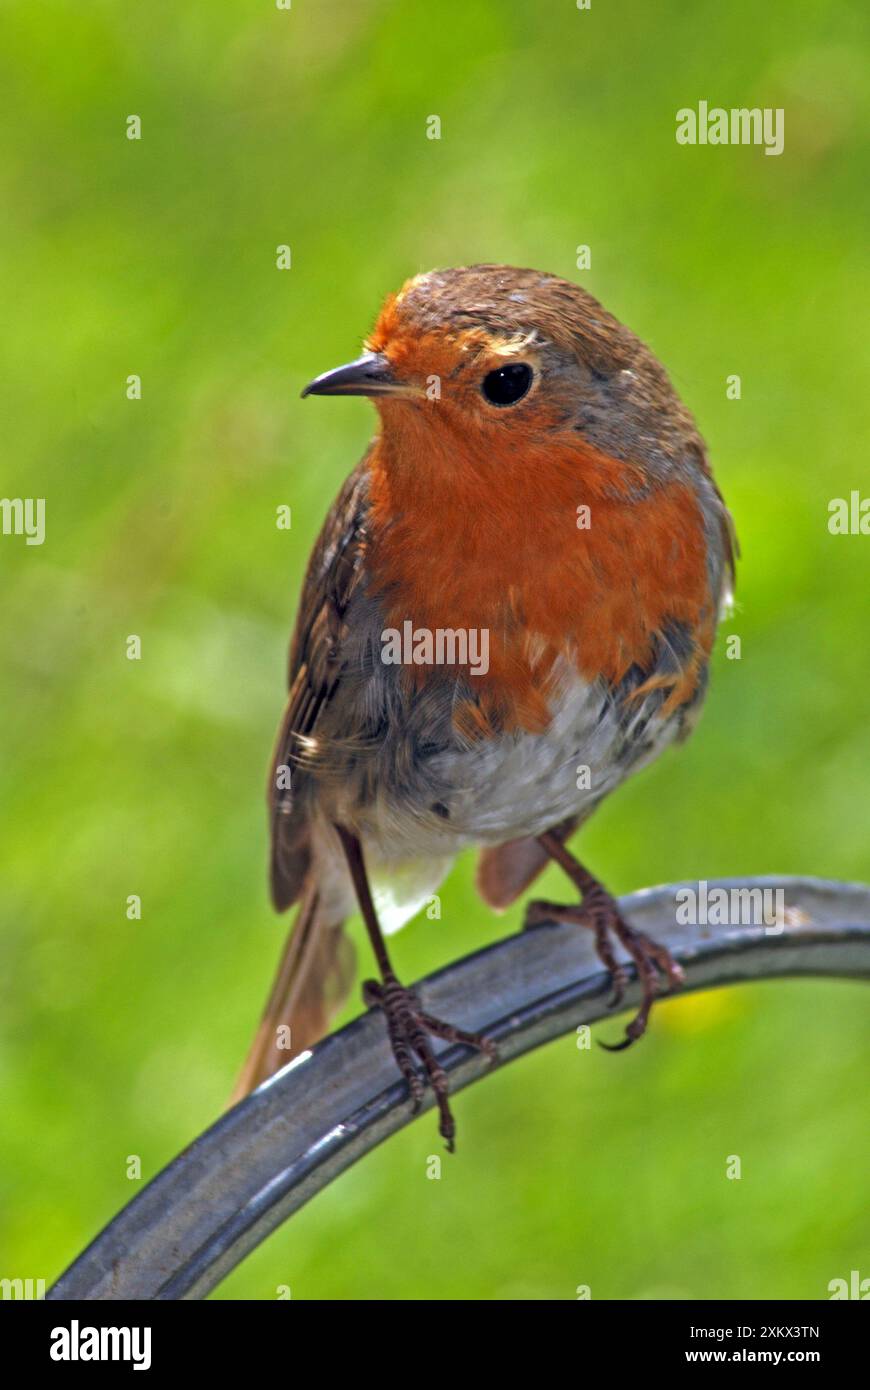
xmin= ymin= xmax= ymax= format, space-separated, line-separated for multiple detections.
xmin=232 ymin=264 xmax=736 ymax=1148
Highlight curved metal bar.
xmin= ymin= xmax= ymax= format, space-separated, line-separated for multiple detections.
xmin=47 ymin=876 xmax=870 ymax=1301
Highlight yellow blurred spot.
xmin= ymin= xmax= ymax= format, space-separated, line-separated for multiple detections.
xmin=657 ymin=986 xmax=743 ymax=1035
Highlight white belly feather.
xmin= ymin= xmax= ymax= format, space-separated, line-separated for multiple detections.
xmin=353 ymin=664 xmax=681 ymax=933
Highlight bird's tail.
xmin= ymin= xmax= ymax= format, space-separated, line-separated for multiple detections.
xmin=229 ymin=877 xmax=356 ymax=1105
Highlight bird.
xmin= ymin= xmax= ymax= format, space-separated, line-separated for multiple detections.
xmin=231 ymin=263 xmax=736 ymax=1149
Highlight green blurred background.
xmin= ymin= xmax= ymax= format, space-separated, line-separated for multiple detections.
xmin=1 ymin=0 xmax=868 ymax=1301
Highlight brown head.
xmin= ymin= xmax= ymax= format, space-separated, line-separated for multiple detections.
xmin=303 ymin=264 xmax=712 ymax=498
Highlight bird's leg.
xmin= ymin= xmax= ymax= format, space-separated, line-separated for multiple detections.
xmin=335 ymin=825 xmax=497 ymax=1151
xmin=524 ymin=830 xmax=685 ymax=1050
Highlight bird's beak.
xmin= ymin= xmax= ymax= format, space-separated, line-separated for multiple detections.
xmin=301 ymin=351 xmax=411 ymax=399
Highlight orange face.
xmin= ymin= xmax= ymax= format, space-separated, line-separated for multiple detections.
xmin=365 ymin=280 xmax=636 ymax=494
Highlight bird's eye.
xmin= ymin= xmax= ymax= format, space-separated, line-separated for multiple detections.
xmin=481 ymin=362 xmax=533 ymax=407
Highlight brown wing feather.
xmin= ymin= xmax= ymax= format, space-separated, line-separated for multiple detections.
xmin=232 ymin=460 xmax=372 ymax=1103
xmin=269 ymin=459 xmax=371 ymax=911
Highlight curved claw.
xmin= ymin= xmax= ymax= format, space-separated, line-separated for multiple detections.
xmin=524 ymin=892 xmax=684 ymax=1052
xmin=364 ymin=974 xmax=496 ymax=1151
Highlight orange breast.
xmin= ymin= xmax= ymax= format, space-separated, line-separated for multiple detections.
xmin=366 ymin=425 xmax=714 ymax=736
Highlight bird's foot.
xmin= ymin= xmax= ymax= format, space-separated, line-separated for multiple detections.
xmin=362 ymin=973 xmax=498 ymax=1151
xmin=523 ymin=888 xmax=684 ymax=1049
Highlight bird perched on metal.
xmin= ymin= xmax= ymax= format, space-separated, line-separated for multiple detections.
xmin=232 ymin=264 xmax=736 ymax=1148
